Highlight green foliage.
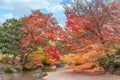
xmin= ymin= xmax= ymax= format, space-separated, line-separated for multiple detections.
xmin=4 ymin=66 xmax=12 ymax=73
xmin=55 ymin=42 xmax=64 ymax=50
xmin=41 ymin=59 xmax=50 ymax=66
xmin=22 ymin=65 xmax=39 ymax=71
xmin=4 ymin=66 xmax=21 ymax=73
xmin=98 ymin=56 xmax=114 ymax=73
xmin=0 ymin=18 xmax=22 ymax=55
xmin=115 ymin=48 xmax=120 ymax=55
xmin=22 ymin=67 xmax=30 ymax=71
xmin=13 ymin=66 xmax=21 ymax=72
xmin=98 ymin=48 xmax=120 ymax=74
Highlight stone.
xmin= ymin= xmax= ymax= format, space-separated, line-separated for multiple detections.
xmin=0 ymin=66 xmax=5 ymax=71
xmin=113 ymin=70 xmax=120 ymax=74
xmin=11 ymin=67 xmax=18 ymax=73
xmin=51 ymin=66 xmax=57 ymax=70
xmin=0 ymin=65 xmax=5 ymax=74
xmin=56 ymin=61 xmax=64 ymax=67
xmin=33 ymin=69 xmax=48 ymax=79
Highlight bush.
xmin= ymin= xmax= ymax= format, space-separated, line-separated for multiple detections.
xmin=98 ymin=48 xmax=120 ymax=74
xmin=24 ymin=47 xmax=58 ymax=70
xmin=98 ymin=57 xmax=108 ymax=70
xmin=22 ymin=66 xmax=31 ymax=71
xmin=4 ymin=66 xmax=12 ymax=73
xmin=4 ymin=66 xmax=21 ymax=73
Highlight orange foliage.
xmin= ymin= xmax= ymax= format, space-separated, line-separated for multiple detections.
xmin=24 ymin=53 xmax=43 ymax=69
xmin=59 ymin=0 xmax=120 ymax=73
xmin=61 ymin=44 xmax=105 ymax=73
xmin=24 ymin=61 xmax=43 ymax=69
xmin=20 ymin=10 xmax=64 ymax=66
xmin=24 ymin=46 xmax=60 ymax=69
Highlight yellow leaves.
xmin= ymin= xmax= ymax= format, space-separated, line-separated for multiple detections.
xmin=61 ymin=54 xmax=76 ymax=63
xmin=34 ymin=47 xmax=44 ymax=54
xmin=25 ymin=47 xmax=59 ymax=69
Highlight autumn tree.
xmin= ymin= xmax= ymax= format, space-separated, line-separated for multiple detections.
xmin=64 ymin=0 xmax=120 ymax=45
xmin=20 ymin=10 xmax=63 ymax=66
xmin=61 ymin=0 xmax=120 ymax=72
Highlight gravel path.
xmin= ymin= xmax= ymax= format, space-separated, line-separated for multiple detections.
xmin=44 ymin=68 xmax=120 ymax=80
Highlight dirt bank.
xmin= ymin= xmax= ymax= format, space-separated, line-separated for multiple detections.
xmin=45 ymin=68 xmax=120 ymax=80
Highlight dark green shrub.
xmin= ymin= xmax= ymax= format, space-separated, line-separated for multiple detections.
xmin=98 ymin=57 xmax=109 ymax=70
xmin=4 ymin=66 xmax=12 ymax=73
xmin=4 ymin=66 xmax=21 ymax=73
xmin=116 ymin=48 xmax=120 ymax=55
xmin=22 ymin=67 xmax=31 ymax=71
xmin=42 ymin=60 xmax=50 ymax=66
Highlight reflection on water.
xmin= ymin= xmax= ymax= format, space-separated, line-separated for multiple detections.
xmin=0 ymin=67 xmax=53 ymax=80
xmin=0 ymin=70 xmax=36 ymax=80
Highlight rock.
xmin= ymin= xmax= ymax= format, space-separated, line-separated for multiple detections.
xmin=0 ymin=69 xmax=5 ymax=74
xmin=51 ymin=66 xmax=57 ymax=70
xmin=56 ymin=61 xmax=64 ymax=67
xmin=11 ymin=67 xmax=18 ymax=73
xmin=33 ymin=69 xmax=48 ymax=79
xmin=113 ymin=70 xmax=120 ymax=74
xmin=0 ymin=66 xmax=5 ymax=71
xmin=36 ymin=69 xmax=43 ymax=74
xmin=0 ymin=65 xmax=5 ymax=74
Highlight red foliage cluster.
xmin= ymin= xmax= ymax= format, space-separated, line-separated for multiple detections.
xmin=46 ymin=46 xmax=60 ymax=61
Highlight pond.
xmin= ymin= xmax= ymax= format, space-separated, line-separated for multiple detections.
xmin=0 ymin=67 xmax=54 ymax=80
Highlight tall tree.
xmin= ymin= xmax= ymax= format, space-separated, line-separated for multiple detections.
xmin=0 ymin=18 xmax=22 ymax=64
xmin=63 ymin=0 xmax=120 ymax=45
xmin=61 ymin=0 xmax=120 ymax=72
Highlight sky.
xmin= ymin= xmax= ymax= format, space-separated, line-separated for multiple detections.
xmin=0 ymin=0 xmax=66 ymax=26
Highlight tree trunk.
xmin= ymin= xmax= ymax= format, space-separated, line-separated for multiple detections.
xmin=21 ymin=53 xmax=30 ymax=70
xmin=12 ymin=55 xmax=17 ymax=65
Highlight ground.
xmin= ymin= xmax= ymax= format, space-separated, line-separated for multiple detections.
xmin=1 ymin=67 xmax=120 ymax=80
xmin=45 ymin=68 xmax=120 ymax=80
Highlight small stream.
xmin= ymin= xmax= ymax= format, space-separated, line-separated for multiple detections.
xmin=0 ymin=71 xmax=36 ymax=80
xmin=0 ymin=67 xmax=54 ymax=80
